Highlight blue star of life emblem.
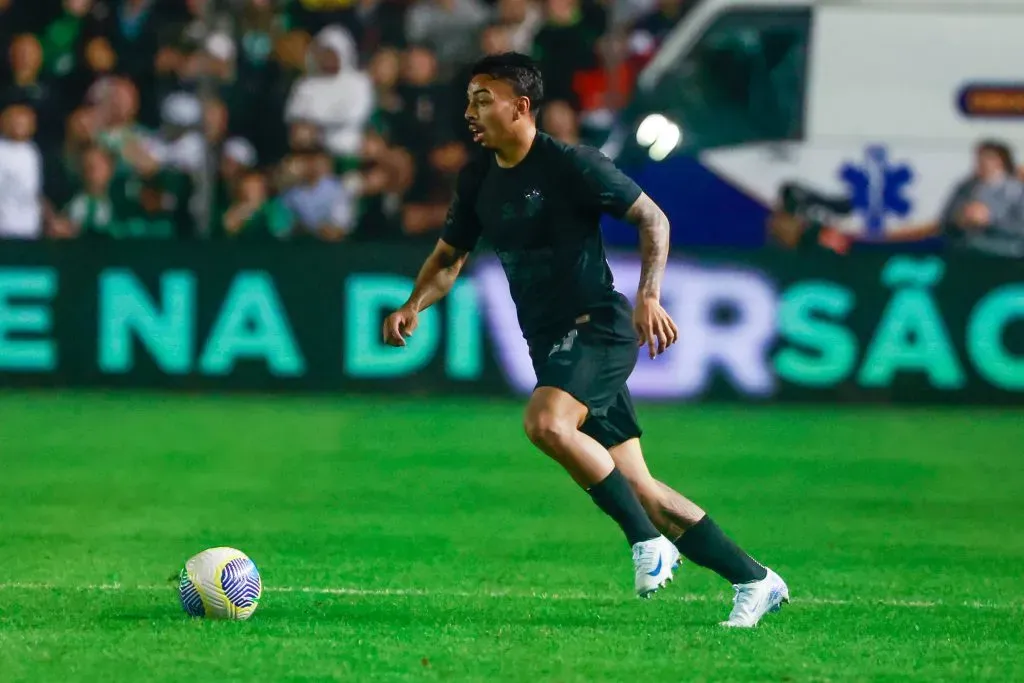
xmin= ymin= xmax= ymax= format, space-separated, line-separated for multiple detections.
xmin=839 ymin=145 xmax=914 ymax=236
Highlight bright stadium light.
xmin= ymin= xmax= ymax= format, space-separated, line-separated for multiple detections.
xmin=648 ymin=121 xmax=681 ymax=161
xmin=635 ymin=114 xmax=669 ymax=147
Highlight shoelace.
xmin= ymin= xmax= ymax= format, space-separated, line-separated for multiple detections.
xmin=731 ymin=583 xmax=760 ymax=615
xmin=632 ymin=543 xmax=659 ymax=570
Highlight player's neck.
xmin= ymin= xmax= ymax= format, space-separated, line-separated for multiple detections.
xmin=493 ymin=125 xmax=537 ymax=169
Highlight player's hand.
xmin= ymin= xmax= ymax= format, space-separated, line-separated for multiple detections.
xmin=633 ymin=296 xmax=678 ymax=359
xmin=383 ymin=305 xmax=419 ymax=347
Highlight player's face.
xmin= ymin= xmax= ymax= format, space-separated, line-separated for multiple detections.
xmin=465 ymin=75 xmax=521 ymax=149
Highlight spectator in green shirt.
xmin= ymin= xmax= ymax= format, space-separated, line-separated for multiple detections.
xmin=89 ymin=77 xmax=156 ymax=174
xmin=221 ymin=171 xmax=293 ymax=240
xmin=62 ymin=145 xmax=129 ymax=237
xmin=39 ymin=0 xmax=95 ymax=80
xmin=62 ymin=145 xmax=182 ymax=239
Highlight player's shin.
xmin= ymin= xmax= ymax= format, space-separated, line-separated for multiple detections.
xmin=586 ymin=468 xmax=661 ymax=546
xmin=526 ymin=418 xmax=659 ymax=545
xmin=673 ymin=516 xmax=767 ymax=585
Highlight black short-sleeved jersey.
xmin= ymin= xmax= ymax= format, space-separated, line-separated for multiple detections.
xmin=442 ymin=133 xmax=642 ymax=348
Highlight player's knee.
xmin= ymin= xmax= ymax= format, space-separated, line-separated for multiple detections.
xmin=524 ymin=411 xmax=574 ymax=451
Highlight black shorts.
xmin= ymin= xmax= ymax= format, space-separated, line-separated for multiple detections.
xmin=529 ymin=322 xmax=642 ymax=449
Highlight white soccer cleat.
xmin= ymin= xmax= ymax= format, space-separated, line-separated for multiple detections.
xmin=720 ymin=567 xmax=789 ymax=628
xmin=632 ymin=535 xmax=681 ymax=598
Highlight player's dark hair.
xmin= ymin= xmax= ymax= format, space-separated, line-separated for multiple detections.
xmin=470 ymin=52 xmax=544 ymax=116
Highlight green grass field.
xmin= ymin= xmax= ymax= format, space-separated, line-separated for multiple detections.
xmin=0 ymin=392 xmax=1022 ymax=682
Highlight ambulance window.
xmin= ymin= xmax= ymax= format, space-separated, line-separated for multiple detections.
xmin=655 ymin=8 xmax=811 ymax=148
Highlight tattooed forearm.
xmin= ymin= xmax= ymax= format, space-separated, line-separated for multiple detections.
xmin=625 ymin=193 xmax=670 ymax=299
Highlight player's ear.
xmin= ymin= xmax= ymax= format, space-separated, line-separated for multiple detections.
xmin=514 ymin=96 xmax=531 ymax=121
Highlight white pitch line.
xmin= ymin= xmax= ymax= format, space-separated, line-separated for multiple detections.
xmin=0 ymin=582 xmax=1019 ymax=610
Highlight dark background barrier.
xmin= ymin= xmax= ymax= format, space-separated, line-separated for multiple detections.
xmin=0 ymin=242 xmax=1021 ymax=404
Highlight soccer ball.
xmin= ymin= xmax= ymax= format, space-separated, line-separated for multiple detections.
xmin=178 ymin=547 xmax=262 ymax=620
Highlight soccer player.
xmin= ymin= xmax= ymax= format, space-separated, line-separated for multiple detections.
xmin=383 ymin=52 xmax=788 ymax=627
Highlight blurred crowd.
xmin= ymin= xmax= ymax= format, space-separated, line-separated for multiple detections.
xmin=0 ymin=0 xmax=692 ymax=242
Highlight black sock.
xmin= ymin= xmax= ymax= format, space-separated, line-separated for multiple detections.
xmin=587 ymin=468 xmax=661 ymax=546
xmin=674 ymin=516 xmax=767 ymax=584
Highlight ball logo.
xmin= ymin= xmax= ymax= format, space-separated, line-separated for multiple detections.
xmin=179 ymin=547 xmax=263 ymax=620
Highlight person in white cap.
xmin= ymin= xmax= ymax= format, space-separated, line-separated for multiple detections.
xmin=152 ymin=91 xmax=205 ymax=174
xmin=222 ymin=137 xmax=257 ymax=184
xmin=212 ymin=136 xmax=259 ymax=232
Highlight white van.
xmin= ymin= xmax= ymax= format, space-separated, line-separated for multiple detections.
xmin=604 ymin=0 xmax=1024 ymax=243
